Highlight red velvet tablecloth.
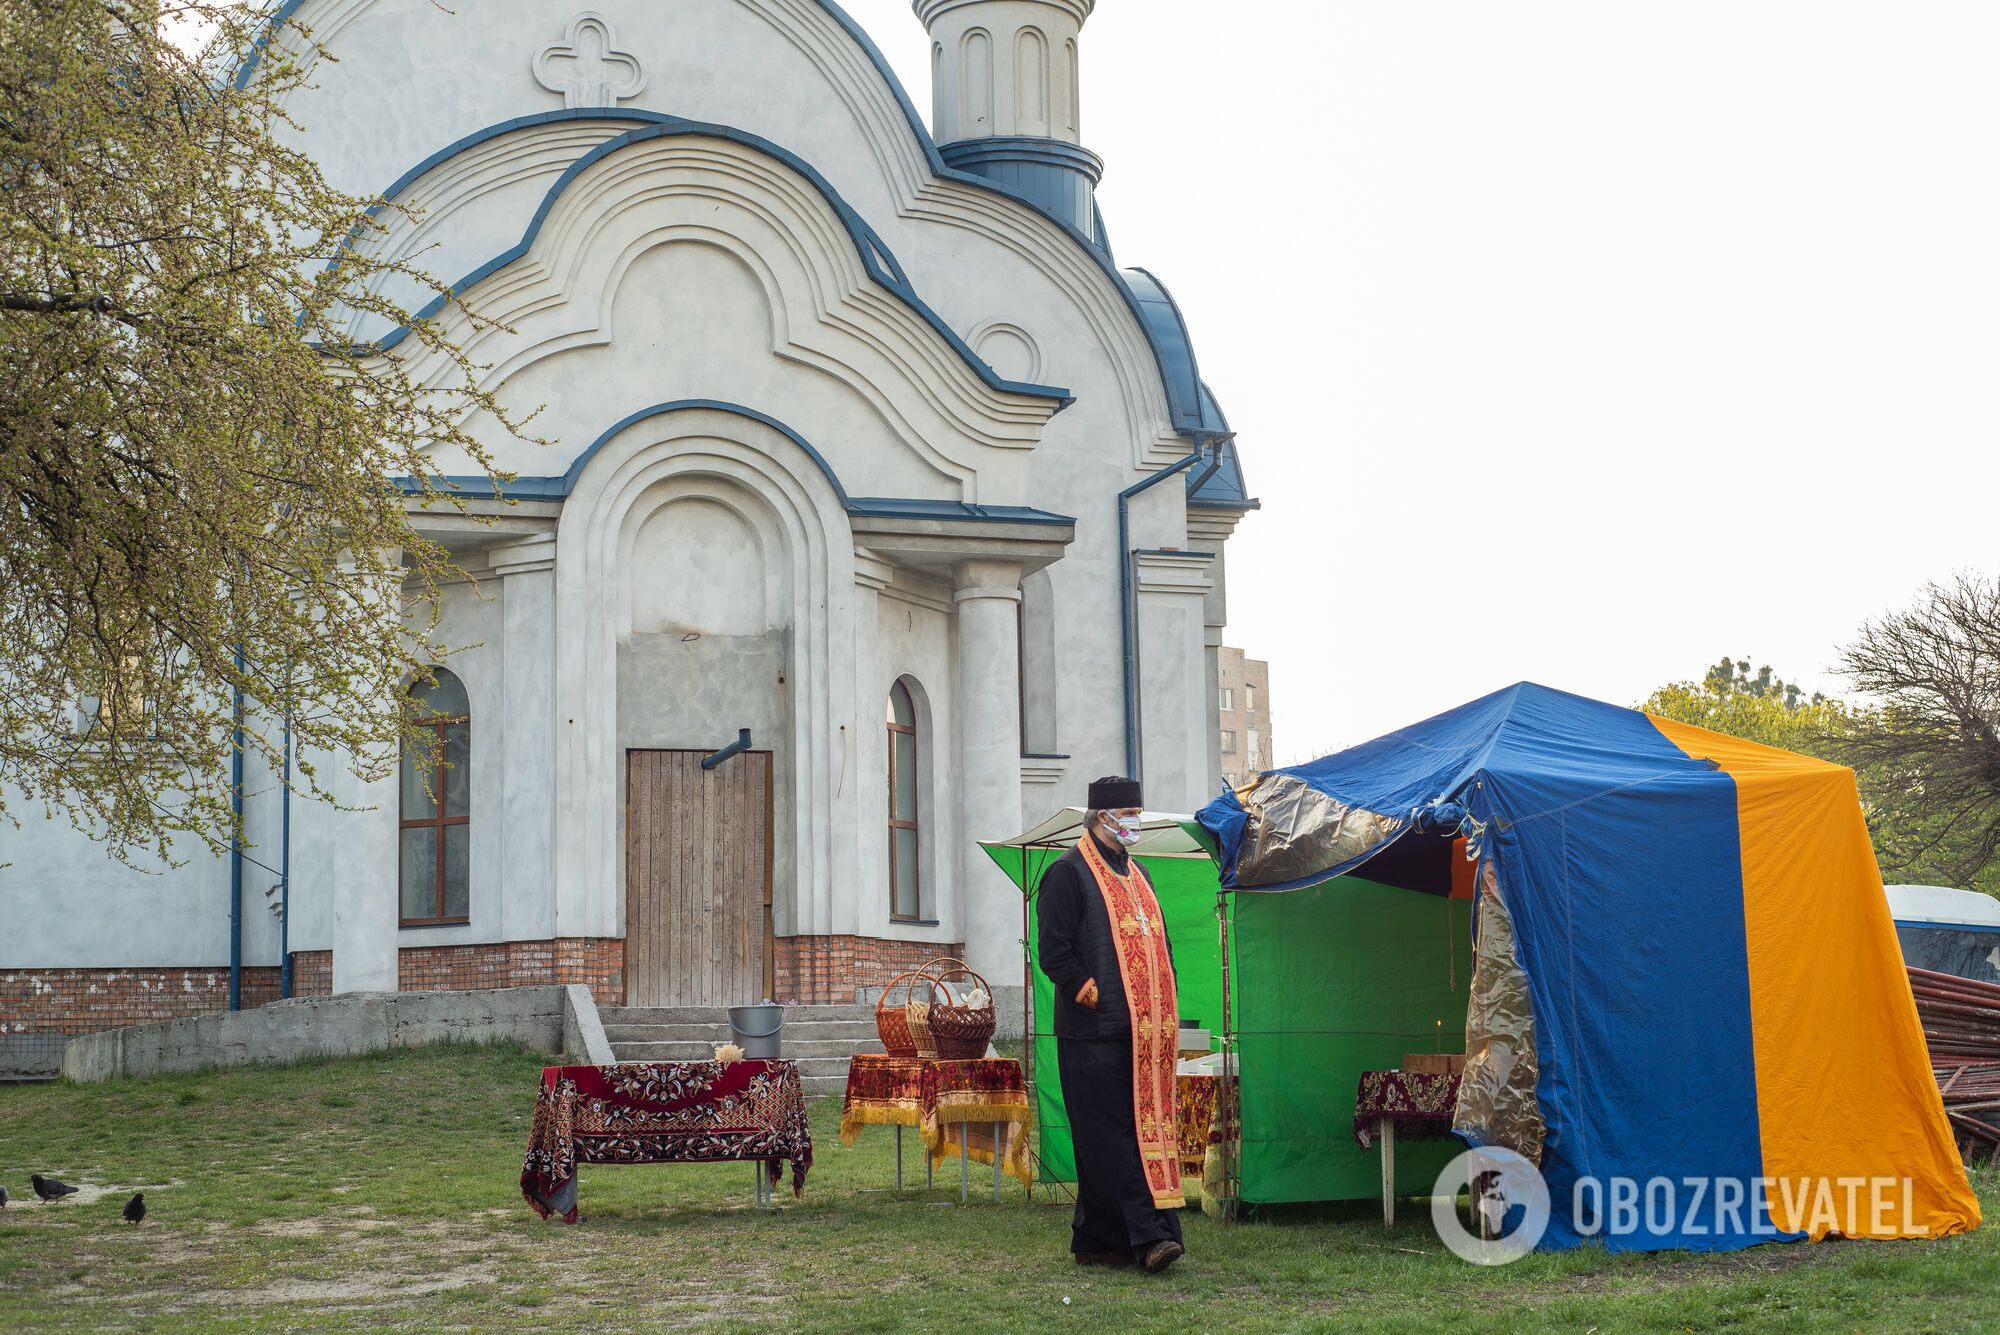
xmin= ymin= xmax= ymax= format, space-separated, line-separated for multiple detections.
xmin=522 ymin=1060 xmax=812 ymax=1223
xmin=839 ymin=1054 xmax=1033 ymax=1186
xmin=1353 ymin=1069 xmax=1463 ymax=1149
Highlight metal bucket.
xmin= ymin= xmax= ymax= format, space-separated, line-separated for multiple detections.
xmin=728 ymin=1003 xmax=786 ymax=1060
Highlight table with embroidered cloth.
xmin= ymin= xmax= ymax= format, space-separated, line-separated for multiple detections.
xmin=521 ymin=1060 xmax=813 ymax=1223
xmin=838 ymin=1054 xmax=1033 ymax=1200
xmin=1354 ymin=1069 xmax=1463 ymax=1227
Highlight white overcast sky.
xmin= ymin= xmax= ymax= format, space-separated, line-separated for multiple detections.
xmin=841 ymin=0 xmax=2000 ymax=761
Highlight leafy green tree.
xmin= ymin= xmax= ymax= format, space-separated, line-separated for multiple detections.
xmin=1650 ymin=664 xmax=1849 ymax=758
xmin=1699 ymin=657 xmax=1826 ymax=711
xmin=1 ymin=1 xmax=524 ymax=860
xmin=1648 ymin=646 xmax=2000 ymax=897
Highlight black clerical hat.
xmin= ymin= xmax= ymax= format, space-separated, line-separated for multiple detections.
xmin=1087 ymin=776 xmax=1142 ymax=810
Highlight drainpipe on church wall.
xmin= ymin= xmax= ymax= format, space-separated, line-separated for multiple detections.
xmin=1118 ymin=438 xmax=1222 ymax=780
xmin=279 ymin=709 xmax=292 ymax=1000
xmin=229 ymin=642 xmax=245 ymax=1011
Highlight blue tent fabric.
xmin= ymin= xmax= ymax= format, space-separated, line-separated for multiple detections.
xmin=1196 ymin=682 xmax=1979 ymax=1252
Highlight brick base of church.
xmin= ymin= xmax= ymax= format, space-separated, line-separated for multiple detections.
xmin=8 ymin=936 xmax=977 ymax=1034
xmin=291 ymin=950 xmax=332 ymax=998
xmin=1 ymin=967 xmax=287 ymax=1036
xmin=399 ymin=938 xmax=624 ymax=1001
xmin=772 ymin=935 xmax=967 ymax=1005
xmin=8 ymin=939 xmax=624 ymax=1036
xmin=288 ymin=939 xmax=622 ymax=1006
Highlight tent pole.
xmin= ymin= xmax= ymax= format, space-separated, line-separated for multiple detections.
xmin=1218 ymin=888 xmax=1238 ymax=1223
xmin=1020 ymin=846 xmax=1033 ymax=1202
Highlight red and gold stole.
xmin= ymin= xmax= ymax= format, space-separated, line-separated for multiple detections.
xmin=1077 ymin=833 xmax=1184 ymax=1210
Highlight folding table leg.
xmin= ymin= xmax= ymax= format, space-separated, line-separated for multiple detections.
xmin=993 ymin=1127 xmax=1002 ymax=1202
xmin=960 ymin=1130 xmax=969 ymax=1203
xmin=1378 ymin=1118 xmax=1396 ymax=1228
xmin=895 ymin=1124 xmax=903 ymax=1191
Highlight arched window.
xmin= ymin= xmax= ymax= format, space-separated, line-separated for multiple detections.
xmin=400 ymin=669 xmax=470 ymax=926
xmin=887 ymin=679 xmax=925 ymax=922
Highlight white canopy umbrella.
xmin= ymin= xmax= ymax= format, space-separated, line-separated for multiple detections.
xmin=979 ymin=808 xmax=1216 ymax=861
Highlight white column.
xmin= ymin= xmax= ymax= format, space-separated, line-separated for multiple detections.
xmin=1188 ymin=515 xmax=1243 ymax=797
xmin=953 ymin=558 xmax=1024 ymax=980
xmin=332 ymin=548 xmax=403 ymax=994
xmin=331 ymin=760 xmax=401 ymax=993
xmin=849 ymin=549 xmax=894 ymax=941
xmin=1205 ymin=626 xmax=1225 ymax=795
xmin=492 ymin=536 xmax=558 ymax=944
xmin=1135 ymin=550 xmax=1215 ymax=812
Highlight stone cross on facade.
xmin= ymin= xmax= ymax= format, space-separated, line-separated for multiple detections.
xmin=533 ymin=12 xmax=646 ymax=110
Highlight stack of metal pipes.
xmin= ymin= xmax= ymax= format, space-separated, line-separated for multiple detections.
xmin=1910 ymin=965 xmax=2000 ymax=1161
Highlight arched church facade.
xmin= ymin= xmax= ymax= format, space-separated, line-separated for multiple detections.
xmin=1 ymin=0 xmax=1255 ymax=1041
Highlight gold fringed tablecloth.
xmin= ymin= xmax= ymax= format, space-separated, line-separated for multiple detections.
xmin=1176 ymin=1073 xmax=1221 ymax=1178
xmin=840 ymin=1054 xmax=1034 ymax=1188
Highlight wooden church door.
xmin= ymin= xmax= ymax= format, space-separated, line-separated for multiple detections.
xmin=624 ymin=750 xmax=773 ymax=1008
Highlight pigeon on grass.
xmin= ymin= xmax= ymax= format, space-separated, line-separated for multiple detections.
xmin=0 ymin=1183 xmax=9 ymax=1207
xmin=123 ymin=1193 xmax=146 ymax=1225
xmin=31 ymin=1174 xmax=79 ymax=1202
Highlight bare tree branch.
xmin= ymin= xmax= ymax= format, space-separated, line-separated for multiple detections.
xmin=1836 ymin=574 xmax=2000 ymax=887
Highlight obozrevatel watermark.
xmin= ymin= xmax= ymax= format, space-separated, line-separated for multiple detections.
xmin=1430 ymin=1147 xmax=1550 ymax=1264
xmin=1431 ymin=1151 xmax=1928 ymax=1265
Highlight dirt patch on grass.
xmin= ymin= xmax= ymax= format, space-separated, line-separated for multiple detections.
xmin=252 ymin=1215 xmax=398 ymax=1237
xmin=130 ymin=1229 xmax=519 ymax=1315
xmin=7 ymin=1179 xmax=176 ymax=1210
xmin=1484 ymin=1235 xmax=1845 ymax=1305
xmin=209 ymin=1266 xmax=497 ymax=1308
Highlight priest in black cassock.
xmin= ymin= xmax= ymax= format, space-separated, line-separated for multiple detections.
xmin=1037 ymin=776 xmax=1186 ymax=1273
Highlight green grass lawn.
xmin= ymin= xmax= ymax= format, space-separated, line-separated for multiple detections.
xmin=1 ymin=1043 xmax=1995 ymax=1332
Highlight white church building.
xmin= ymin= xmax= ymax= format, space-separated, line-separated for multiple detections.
xmin=1 ymin=0 xmax=1255 ymax=1043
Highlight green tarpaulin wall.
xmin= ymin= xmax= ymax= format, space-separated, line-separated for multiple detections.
xmin=1233 ymin=878 xmax=1471 ymax=1204
xmin=991 ymin=845 xmax=1470 ymax=1203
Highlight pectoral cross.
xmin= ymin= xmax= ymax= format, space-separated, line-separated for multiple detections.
xmin=1136 ymin=908 xmax=1152 ymax=937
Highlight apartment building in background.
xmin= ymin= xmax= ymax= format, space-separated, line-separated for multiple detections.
xmin=1218 ymin=648 xmax=1275 ymax=790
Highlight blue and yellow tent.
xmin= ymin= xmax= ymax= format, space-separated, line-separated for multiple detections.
xmin=1198 ymin=682 xmax=1979 ymax=1251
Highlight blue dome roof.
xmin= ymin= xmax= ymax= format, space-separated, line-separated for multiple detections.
xmin=1120 ymin=267 xmax=1229 ymax=437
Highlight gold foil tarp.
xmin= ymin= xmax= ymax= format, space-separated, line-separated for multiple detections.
xmin=1453 ymin=861 xmax=1547 ymax=1164
xmin=1227 ymin=772 xmax=1405 ymax=888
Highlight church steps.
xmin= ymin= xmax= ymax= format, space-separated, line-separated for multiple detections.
xmin=601 ymin=1004 xmax=896 ymax=1096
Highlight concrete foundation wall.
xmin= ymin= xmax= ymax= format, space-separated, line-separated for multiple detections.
xmin=61 ymin=985 xmax=611 ymax=1082
xmin=559 ymin=984 xmax=615 ymax=1067
xmin=1 ymin=1033 xmax=66 ymax=1081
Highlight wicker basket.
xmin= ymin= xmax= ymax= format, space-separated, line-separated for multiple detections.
xmin=901 ymin=955 xmax=957 ymax=1059
xmin=874 ymin=968 xmax=928 ymax=1057
xmin=907 ymin=957 xmax=997 ymax=1061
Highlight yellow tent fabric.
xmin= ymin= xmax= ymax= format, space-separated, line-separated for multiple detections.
xmin=1648 ymin=717 xmax=1980 ymax=1240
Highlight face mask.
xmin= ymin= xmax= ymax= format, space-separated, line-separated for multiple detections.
xmin=1106 ymin=814 xmax=1142 ymax=848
